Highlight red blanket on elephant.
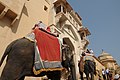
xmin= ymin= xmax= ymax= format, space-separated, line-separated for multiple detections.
xmin=33 ymin=28 xmax=63 ymax=75
xmin=34 ymin=28 xmax=61 ymax=61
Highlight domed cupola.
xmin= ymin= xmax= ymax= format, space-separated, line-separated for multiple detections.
xmin=98 ymin=50 xmax=116 ymax=70
xmin=98 ymin=50 xmax=114 ymax=61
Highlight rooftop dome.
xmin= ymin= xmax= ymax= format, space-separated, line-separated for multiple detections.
xmin=99 ymin=51 xmax=112 ymax=57
xmin=98 ymin=50 xmax=114 ymax=61
xmin=98 ymin=50 xmax=117 ymax=70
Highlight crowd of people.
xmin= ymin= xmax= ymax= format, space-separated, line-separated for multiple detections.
xmin=79 ymin=48 xmax=120 ymax=80
xmin=102 ymin=68 xmax=110 ymax=80
xmin=102 ymin=68 xmax=120 ymax=80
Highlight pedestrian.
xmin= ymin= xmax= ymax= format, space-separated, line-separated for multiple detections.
xmin=109 ymin=73 xmax=113 ymax=80
xmin=89 ymin=49 xmax=94 ymax=54
xmin=105 ymin=68 xmax=110 ymax=80
xmin=114 ymin=73 xmax=120 ymax=80
xmin=102 ymin=69 xmax=106 ymax=80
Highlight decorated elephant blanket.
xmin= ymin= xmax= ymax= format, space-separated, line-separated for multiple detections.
xmin=33 ymin=28 xmax=63 ymax=75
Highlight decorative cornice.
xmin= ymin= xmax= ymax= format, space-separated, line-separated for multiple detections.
xmin=78 ymin=27 xmax=91 ymax=36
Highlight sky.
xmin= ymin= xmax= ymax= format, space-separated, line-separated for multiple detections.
xmin=67 ymin=0 xmax=120 ymax=65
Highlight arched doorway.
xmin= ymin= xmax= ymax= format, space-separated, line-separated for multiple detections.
xmin=63 ymin=37 xmax=76 ymax=80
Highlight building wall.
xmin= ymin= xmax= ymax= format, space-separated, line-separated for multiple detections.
xmin=93 ymin=57 xmax=105 ymax=80
xmin=0 ymin=0 xmax=50 ymax=76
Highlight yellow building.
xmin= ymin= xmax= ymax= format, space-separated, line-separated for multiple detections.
xmin=0 ymin=0 xmax=91 ymax=79
xmin=93 ymin=56 xmax=105 ymax=80
xmin=98 ymin=50 xmax=119 ymax=77
xmin=98 ymin=51 xmax=117 ymax=70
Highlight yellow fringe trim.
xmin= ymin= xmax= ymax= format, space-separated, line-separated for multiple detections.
xmin=24 ymin=37 xmax=35 ymax=42
xmin=33 ymin=67 xmax=65 ymax=75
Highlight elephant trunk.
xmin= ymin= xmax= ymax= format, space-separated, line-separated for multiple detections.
xmin=0 ymin=40 xmax=17 ymax=67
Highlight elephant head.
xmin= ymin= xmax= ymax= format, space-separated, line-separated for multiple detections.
xmin=61 ymin=44 xmax=76 ymax=80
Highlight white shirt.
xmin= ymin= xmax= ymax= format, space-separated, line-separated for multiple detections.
xmin=106 ymin=69 xmax=109 ymax=74
xmin=114 ymin=74 xmax=120 ymax=79
xmin=102 ymin=70 xmax=105 ymax=75
xmin=89 ymin=49 xmax=94 ymax=54
xmin=37 ymin=22 xmax=47 ymax=30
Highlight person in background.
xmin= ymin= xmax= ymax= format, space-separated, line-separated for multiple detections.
xmin=32 ymin=21 xmax=47 ymax=30
xmin=89 ymin=49 xmax=94 ymax=54
xmin=109 ymin=73 xmax=113 ymax=80
xmin=105 ymin=68 xmax=110 ymax=80
xmin=114 ymin=73 xmax=120 ymax=80
xmin=102 ymin=69 xmax=106 ymax=80
xmin=84 ymin=49 xmax=94 ymax=56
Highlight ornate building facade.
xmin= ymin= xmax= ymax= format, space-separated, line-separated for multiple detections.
xmin=0 ymin=0 xmax=91 ymax=79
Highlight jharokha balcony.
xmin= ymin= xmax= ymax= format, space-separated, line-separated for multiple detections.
xmin=81 ymin=38 xmax=89 ymax=49
xmin=78 ymin=27 xmax=91 ymax=36
xmin=54 ymin=0 xmax=82 ymax=28
xmin=78 ymin=27 xmax=91 ymax=49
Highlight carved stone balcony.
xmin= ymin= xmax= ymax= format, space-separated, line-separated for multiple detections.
xmin=55 ymin=12 xmax=68 ymax=23
xmin=81 ymin=38 xmax=89 ymax=49
xmin=78 ymin=27 xmax=91 ymax=36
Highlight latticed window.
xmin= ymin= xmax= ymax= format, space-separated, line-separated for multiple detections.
xmin=56 ymin=5 xmax=61 ymax=14
xmin=56 ymin=5 xmax=66 ymax=14
xmin=63 ymin=6 xmax=66 ymax=13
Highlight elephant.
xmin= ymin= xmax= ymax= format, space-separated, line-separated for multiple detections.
xmin=0 ymin=37 xmax=76 ymax=80
xmin=62 ymin=44 xmax=76 ymax=80
xmin=84 ymin=60 xmax=96 ymax=80
xmin=78 ymin=55 xmax=96 ymax=80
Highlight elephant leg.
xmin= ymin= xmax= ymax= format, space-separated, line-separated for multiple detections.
xmin=84 ymin=67 xmax=89 ymax=80
xmin=47 ymin=71 xmax=61 ymax=80
xmin=90 ymin=72 xmax=94 ymax=80
xmin=70 ymin=66 xmax=76 ymax=80
xmin=86 ymin=75 xmax=89 ymax=80
xmin=85 ymin=75 xmax=89 ymax=80
xmin=85 ymin=72 xmax=89 ymax=80
xmin=80 ymin=71 xmax=84 ymax=80
xmin=69 ymin=60 xmax=76 ymax=80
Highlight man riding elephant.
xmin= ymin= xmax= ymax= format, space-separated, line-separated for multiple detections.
xmin=78 ymin=49 xmax=96 ymax=80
